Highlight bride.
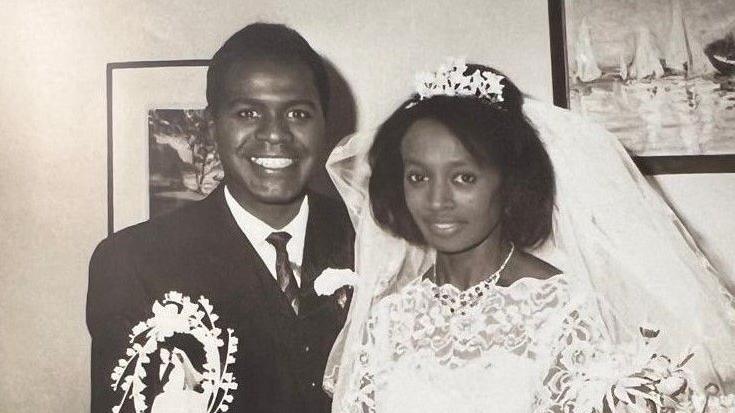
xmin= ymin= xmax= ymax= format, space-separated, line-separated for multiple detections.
xmin=323 ymin=60 xmax=735 ymax=412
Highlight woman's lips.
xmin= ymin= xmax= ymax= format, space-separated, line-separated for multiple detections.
xmin=426 ymin=221 xmax=464 ymax=236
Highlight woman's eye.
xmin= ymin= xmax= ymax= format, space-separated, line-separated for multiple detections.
xmin=406 ymin=173 xmax=427 ymax=183
xmin=453 ymin=173 xmax=476 ymax=184
xmin=287 ymin=109 xmax=312 ymax=120
xmin=237 ymin=109 xmax=261 ymax=119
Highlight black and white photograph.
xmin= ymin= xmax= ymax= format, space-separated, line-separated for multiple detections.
xmin=3 ymin=1 xmax=735 ymax=413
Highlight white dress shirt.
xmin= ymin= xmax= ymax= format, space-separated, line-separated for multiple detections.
xmin=224 ymin=185 xmax=309 ymax=286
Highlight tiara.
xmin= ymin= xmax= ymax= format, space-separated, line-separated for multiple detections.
xmin=410 ymin=58 xmax=505 ymax=107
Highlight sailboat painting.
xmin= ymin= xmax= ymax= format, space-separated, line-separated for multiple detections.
xmin=564 ymin=0 xmax=735 ymax=156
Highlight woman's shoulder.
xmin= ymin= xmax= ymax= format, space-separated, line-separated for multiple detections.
xmin=498 ymin=250 xmax=562 ymax=287
xmin=372 ymin=276 xmax=431 ymax=309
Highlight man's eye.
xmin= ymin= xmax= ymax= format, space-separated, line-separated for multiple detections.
xmin=406 ymin=173 xmax=427 ymax=183
xmin=453 ymin=173 xmax=476 ymax=184
xmin=237 ymin=109 xmax=261 ymax=119
xmin=287 ymin=109 xmax=312 ymax=120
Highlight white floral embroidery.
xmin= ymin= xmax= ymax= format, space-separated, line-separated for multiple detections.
xmin=110 ymin=291 xmax=238 ymax=413
xmin=335 ymin=276 xmax=570 ymax=413
xmin=332 ymin=274 xmax=722 ymax=413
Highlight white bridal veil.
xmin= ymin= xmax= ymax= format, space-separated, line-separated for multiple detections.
xmin=323 ymin=98 xmax=735 ymax=408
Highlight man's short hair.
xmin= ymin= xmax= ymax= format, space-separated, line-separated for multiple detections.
xmin=206 ymin=23 xmax=330 ymax=115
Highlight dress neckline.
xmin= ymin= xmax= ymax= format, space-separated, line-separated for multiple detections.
xmin=420 ymin=267 xmax=565 ymax=316
xmin=422 ymin=270 xmax=567 ymax=293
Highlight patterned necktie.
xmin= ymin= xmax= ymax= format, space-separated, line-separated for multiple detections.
xmin=266 ymin=231 xmax=300 ymax=315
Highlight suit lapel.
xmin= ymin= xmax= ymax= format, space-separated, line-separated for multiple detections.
xmin=204 ymin=186 xmax=347 ymax=320
xmin=298 ymin=195 xmax=345 ymax=318
xmin=203 ymin=186 xmax=296 ymax=320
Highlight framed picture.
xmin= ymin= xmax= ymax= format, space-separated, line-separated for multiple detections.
xmin=107 ymin=60 xmax=217 ymax=234
xmin=548 ymin=0 xmax=735 ymax=174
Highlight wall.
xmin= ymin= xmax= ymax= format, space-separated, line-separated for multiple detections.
xmin=2 ymin=1 xmax=733 ymax=412
xmin=0 ymin=1 xmax=552 ymax=411
xmin=652 ymin=174 xmax=735 ymax=289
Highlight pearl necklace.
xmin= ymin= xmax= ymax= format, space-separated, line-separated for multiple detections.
xmin=432 ymin=243 xmax=515 ymax=316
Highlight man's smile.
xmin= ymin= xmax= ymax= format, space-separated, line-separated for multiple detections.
xmin=250 ymin=156 xmax=296 ymax=169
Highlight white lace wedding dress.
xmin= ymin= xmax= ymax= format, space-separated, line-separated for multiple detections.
xmin=324 ymin=99 xmax=735 ymax=413
xmin=341 ymin=271 xmax=643 ymax=413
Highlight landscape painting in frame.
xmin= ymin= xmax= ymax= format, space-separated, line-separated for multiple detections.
xmin=565 ymin=0 xmax=735 ymax=156
xmin=148 ymin=109 xmax=223 ymax=218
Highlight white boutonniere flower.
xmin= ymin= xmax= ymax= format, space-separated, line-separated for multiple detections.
xmin=314 ymin=268 xmax=360 ymax=308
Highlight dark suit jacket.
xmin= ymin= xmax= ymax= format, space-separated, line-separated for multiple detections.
xmin=87 ymin=185 xmax=354 ymax=413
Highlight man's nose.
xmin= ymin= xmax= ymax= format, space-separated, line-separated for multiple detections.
xmin=257 ymin=115 xmax=292 ymax=143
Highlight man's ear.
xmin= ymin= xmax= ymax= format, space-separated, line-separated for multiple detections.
xmin=205 ymin=107 xmax=217 ymax=144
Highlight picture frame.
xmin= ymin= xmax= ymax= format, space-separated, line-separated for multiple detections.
xmin=106 ymin=60 xmax=211 ymax=235
xmin=548 ymin=0 xmax=735 ymax=174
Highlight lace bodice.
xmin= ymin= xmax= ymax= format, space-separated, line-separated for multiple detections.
xmin=332 ymin=273 xmax=637 ymax=413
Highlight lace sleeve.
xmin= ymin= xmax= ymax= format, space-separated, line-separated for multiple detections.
xmin=534 ymin=295 xmax=692 ymax=413
xmin=328 ymin=307 xmax=381 ymax=413
xmin=534 ymin=296 xmax=615 ymax=413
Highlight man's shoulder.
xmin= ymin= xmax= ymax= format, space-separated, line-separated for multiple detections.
xmin=93 ymin=195 xmax=221 ymax=260
xmin=308 ymin=192 xmax=351 ymax=222
xmin=308 ymin=192 xmax=354 ymax=235
xmin=307 ymin=192 xmax=355 ymax=270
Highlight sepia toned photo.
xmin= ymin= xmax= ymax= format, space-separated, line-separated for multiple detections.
xmin=4 ymin=2 xmax=735 ymax=413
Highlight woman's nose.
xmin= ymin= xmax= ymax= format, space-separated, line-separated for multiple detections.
xmin=428 ymin=180 xmax=454 ymax=210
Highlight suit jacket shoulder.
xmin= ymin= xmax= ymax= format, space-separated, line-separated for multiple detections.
xmin=99 ymin=190 xmax=224 ymax=256
xmin=305 ymin=192 xmax=355 ymax=272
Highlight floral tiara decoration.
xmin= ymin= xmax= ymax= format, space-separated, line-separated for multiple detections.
xmin=408 ymin=58 xmax=505 ymax=108
xmin=110 ymin=291 xmax=238 ymax=413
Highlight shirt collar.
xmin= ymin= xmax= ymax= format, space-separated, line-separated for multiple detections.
xmin=223 ymin=185 xmax=309 ymax=265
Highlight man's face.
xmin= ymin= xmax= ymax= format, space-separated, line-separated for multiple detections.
xmin=210 ymin=57 xmax=326 ymax=208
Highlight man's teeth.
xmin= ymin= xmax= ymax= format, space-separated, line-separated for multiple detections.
xmin=251 ymin=157 xmax=294 ymax=169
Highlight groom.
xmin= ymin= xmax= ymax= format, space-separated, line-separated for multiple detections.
xmin=87 ymin=23 xmax=354 ymax=413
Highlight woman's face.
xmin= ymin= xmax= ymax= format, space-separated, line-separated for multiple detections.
xmin=401 ymin=118 xmax=503 ymax=254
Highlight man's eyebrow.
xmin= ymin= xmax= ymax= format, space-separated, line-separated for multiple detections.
xmin=287 ymin=99 xmax=317 ymax=108
xmin=225 ymin=97 xmax=260 ymax=107
xmin=224 ymin=98 xmax=317 ymax=108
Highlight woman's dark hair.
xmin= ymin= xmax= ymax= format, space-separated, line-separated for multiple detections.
xmin=368 ymin=64 xmax=555 ymax=249
xmin=206 ymin=22 xmax=330 ymax=115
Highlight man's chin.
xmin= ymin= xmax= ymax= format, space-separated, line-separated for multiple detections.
xmin=225 ymin=176 xmax=309 ymax=206
xmin=256 ymin=191 xmax=307 ymax=205
xmin=248 ymin=185 xmax=308 ymax=206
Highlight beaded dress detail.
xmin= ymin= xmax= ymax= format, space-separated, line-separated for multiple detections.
xmin=334 ymin=272 xmax=632 ymax=413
